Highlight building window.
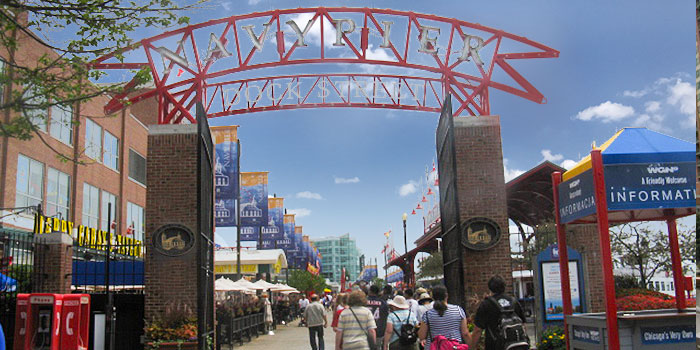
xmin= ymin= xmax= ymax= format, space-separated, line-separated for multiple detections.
xmin=126 ymin=202 xmax=144 ymax=241
xmin=84 ymin=119 xmax=102 ymax=160
xmin=49 ymin=104 xmax=73 ymax=145
xmin=46 ymin=168 xmax=70 ymax=220
xmin=100 ymin=190 xmax=117 ymax=232
xmin=82 ymin=183 xmax=99 ymax=228
xmin=15 ymin=155 xmax=44 ymax=208
xmin=21 ymin=85 xmax=47 ymax=132
xmin=103 ymin=131 xmax=119 ymax=171
xmin=128 ymin=149 xmax=146 ymax=186
xmin=670 ymin=282 xmax=674 ymax=291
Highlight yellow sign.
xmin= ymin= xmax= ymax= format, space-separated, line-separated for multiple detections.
xmin=215 ymin=264 xmax=258 ymax=274
xmin=210 ymin=125 xmax=238 ymax=144
xmin=241 ymin=171 xmax=268 ymax=186
xmin=33 ymin=214 xmax=143 ymax=257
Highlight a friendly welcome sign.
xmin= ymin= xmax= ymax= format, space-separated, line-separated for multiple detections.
xmin=558 ymin=162 xmax=695 ymax=224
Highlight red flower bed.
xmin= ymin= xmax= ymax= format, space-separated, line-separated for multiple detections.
xmin=616 ymin=294 xmax=696 ymax=311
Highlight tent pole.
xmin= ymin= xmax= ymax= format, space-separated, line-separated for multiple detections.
xmin=591 ymin=150 xmax=620 ymax=350
xmin=665 ymin=218 xmax=687 ymax=310
xmin=552 ymin=172 xmax=573 ymax=350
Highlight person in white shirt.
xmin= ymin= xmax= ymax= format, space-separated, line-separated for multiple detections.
xmin=416 ymin=293 xmax=433 ymax=324
xmin=404 ymin=288 xmax=420 ymax=318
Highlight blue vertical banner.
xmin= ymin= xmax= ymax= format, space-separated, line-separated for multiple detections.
xmin=259 ymin=197 xmax=283 ymax=249
xmin=211 ymin=126 xmax=238 ymax=227
xmin=240 ymin=226 xmax=258 ymax=241
xmin=240 ymin=172 xmax=268 ymax=226
xmin=279 ymin=213 xmax=295 ymax=260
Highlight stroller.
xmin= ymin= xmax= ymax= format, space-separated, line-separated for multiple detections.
xmin=298 ymin=307 xmax=307 ymax=327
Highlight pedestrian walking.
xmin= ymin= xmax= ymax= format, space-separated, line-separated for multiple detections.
xmin=367 ymin=285 xmax=389 ymax=350
xmin=305 ymin=294 xmax=328 ymax=350
xmin=383 ymin=296 xmax=419 ymax=350
xmin=332 ymin=293 xmax=348 ymax=332
xmin=417 ymin=286 xmax=470 ymax=350
xmin=300 ymin=295 xmax=310 ymax=326
xmin=470 ymin=275 xmax=529 ymax=350
xmin=263 ymin=293 xmax=275 ymax=335
xmin=336 ymin=290 xmax=377 ymax=350
xmin=403 ymin=289 xmax=420 ymax=319
xmin=415 ymin=293 xmax=433 ymax=324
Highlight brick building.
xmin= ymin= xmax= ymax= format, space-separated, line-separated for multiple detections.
xmin=0 ymin=26 xmax=151 ymax=241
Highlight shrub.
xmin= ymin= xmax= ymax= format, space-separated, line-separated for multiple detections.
xmin=537 ymin=326 xmax=566 ymax=350
xmin=616 ymin=288 xmax=672 ymax=300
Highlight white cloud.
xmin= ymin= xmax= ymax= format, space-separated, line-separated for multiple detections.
xmin=248 ymin=0 xmax=262 ymax=4
xmin=334 ymin=176 xmax=360 ymax=184
xmin=288 ymin=208 xmax=311 ymax=218
xmin=540 ymin=149 xmax=563 ymax=163
xmin=560 ymin=159 xmax=578 ymax=170
xmin=503 ymin=159 xmax=525 ymax=182
xmin=366 ymin=44 xmax=396 ymax=61
xmin=632 ymin=113 xmax=669 ymax=133
xmin=541 ymin=149 xmax=578 ymax=170
xmin=575 ymin=101 xmax=635 ymax=123
xmin=285 ymin=13 xmax=337 ymax=48
xmin=221 ymin=2 xmax=232 ymax=10
xmin=622 ymin=88 xmax=649 ymax=98
xmin=644 ymin=101 xmax=661 ymax=113
xmin=398 ymin=180 xmax=418 ymax=197
xmin=666 ymin=78 xmax=694 ymax=117
xmin=296 ymin=191 xmax=323 ymax=200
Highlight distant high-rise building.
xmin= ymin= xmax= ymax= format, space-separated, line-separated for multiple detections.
xmin=312 ymin=233 xmax=361 ymax=283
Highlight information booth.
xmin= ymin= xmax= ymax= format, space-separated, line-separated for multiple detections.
xmin=551 ymin=128 xmax=695 ymax=350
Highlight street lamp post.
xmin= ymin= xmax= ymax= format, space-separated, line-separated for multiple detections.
xmin=402 ymin=213 xmax=408 ymax=256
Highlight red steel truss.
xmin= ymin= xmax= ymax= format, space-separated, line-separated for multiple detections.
xmin=91 ymin=7 xmax=558 ymax=123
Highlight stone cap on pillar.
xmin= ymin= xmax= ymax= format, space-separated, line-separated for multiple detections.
xmin=36 ymin=232 xmax=73 ymax=245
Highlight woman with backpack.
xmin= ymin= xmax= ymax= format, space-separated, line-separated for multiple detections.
xmin=383 ymin=295 xmax=419 ymax=350
xmin=417 ymin=286 xmax=471 ymax=350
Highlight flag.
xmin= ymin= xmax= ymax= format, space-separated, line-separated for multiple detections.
xmin=384 ymin=230 xmax=391 ymax=238
xmin=432 ymin=161 xmax=436 ymax=172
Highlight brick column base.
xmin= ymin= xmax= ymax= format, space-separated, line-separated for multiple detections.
xmin=33 ymin=232 xmax=73 ymax=294
xmin=453 ymin=116 xmax=513 ymax=308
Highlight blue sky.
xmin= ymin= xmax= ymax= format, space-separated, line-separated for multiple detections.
xmin=91 ymin=1 xmax=697 ymax=274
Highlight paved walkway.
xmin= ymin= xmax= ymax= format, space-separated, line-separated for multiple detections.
xmin=220 ymin=311 xmax=336 ymax=350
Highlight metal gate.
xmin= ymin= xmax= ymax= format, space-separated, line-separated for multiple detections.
xmin=0 ymin=228 xmax=47 ymax=347
xmin=435 ymin=95 xmax=466 ymax=310
xmin=72 ymin=234 xmax=146 ymax=350
xmin=196 ymin=102 xmax=216 ymax=349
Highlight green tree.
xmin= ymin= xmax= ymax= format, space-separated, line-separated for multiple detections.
xmin=611 ymin=222 xmax=695 ymax=288
xmin=287 ymin=270 xmax=328 ymax=294
xmin=371 ymin=277 xmax=385 ymax=289
xmin=417 ymin=251 xmax=443 ymax=280
xmin=0 ymin=1 xmax=200 ymax=161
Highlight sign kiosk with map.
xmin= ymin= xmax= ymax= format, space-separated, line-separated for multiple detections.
xmin=551 ymin=127 xmax=695 ymax=350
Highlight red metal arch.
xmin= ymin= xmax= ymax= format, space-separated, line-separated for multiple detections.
xmin=92 ymin=7 xmax=558 ymax=123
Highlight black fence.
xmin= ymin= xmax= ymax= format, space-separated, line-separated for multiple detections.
xmin=197 ymin=102 xmax=216 ymax=349
xmin=0 ymin=228 xmax=47 ymax=347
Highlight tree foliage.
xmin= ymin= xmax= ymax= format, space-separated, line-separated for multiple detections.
xmin=417 ymin=251 xmax=443 ymax=279
xmin=287 ymin=270 xmax=327 ymax=294
xmin=0 ymin=0 xmax=201 ymax=160
xmin=610 ymin=222 xmax=695 ymax=288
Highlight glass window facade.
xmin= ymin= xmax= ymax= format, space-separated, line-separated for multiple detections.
xmin=85 ymin=119 xmax=102 ymax=160
xmin=46 ymin=168 xmax=70 ymax=220
xmin=82 ymin=183 xmax=99 ymax=228
xmin=100 ymin=190 xmax=117 ymax=231
xmin=103 ymin=131 xmax=119 ymax=171
xmin=312 ymin=234 xmax=361 ymax=283
xmin=15 ymin=155 xmax=44 ymax=209
xmin=49 ymin=105 xmax=73 ymax=145
xmin=126 ymin=202 xmax=145 ymax=241
xmin=128 ymin=149 xmax=146 ymax=186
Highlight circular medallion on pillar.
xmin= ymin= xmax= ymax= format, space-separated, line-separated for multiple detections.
xmin=461 ymin=217 xmax=501 ymax=250
xmin=153 ymin=224 xmax=195 ymax=256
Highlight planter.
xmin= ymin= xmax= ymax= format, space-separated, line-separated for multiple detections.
xmin=146 ymin=341 xmax=198 ymax=350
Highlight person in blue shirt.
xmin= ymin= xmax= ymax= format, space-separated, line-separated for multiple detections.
xmin=383 ymin=295 xmax=419 ymax=350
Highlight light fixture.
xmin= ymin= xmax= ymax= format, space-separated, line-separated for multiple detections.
xmin=402 ymin=213 xmax=408 ymax=221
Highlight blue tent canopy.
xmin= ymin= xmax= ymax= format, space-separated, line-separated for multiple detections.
xmin=558 ymin=128 xmax=695 ymax=224
xmin=0 ymin=272 xmax=17 ymax=292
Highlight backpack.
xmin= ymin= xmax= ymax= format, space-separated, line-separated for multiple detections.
xmin=391 ymin=310 xmax=417 ymax=345
xmin=429 ymin=336 xmax=469 ymax=350
xmin=486 ymin=296 xmax=530 ymax=350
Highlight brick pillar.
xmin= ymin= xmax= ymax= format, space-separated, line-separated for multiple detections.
xmin=33 ymin=232 xmax=72 ymax=294
xmin=145 ymin=124 xmax=200 ymax=322
xmin=453 ymin=116 xmax=513 ymax=302
xmin=567 ymin=225 xmax=606 ymax=312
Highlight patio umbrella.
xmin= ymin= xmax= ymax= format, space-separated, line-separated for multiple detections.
xmin=232 ymin=278 xmax=266 ymax=290
xmin=253 ymin=279 xmax=277 ymax=290
xmin=215 ymin=277 xmax=251 ymax=292
xmin=0 ymin=273 xmax=17 ymax=292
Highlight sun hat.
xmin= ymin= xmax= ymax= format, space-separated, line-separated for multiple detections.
xmin=418 ymin=293 xmax=433 ymax=303
xmin=415 ymin=287 xmax=427 ymax=295
xmin=387 ymin=295 xmax=410 ymax=309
